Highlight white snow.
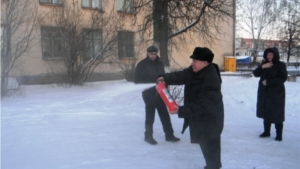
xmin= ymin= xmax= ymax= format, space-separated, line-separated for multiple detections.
xmin=1 ymin=76 xmax=300 ymax=169
xmin=236 ymin=56 xmax=250 ymax=60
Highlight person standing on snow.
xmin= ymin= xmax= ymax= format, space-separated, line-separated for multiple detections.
xmin=253 ymin=47 xmax=287 ymax=141
xmin=134 ymin=45 xmax=180 ymax=145
xmin=157 ymin=47 xmax=224 ymax=169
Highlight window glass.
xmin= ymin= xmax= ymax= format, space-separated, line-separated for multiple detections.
xmin=83 ymin=29 xmax=102 ymax=58
xmin=82 ymin=0 xmax=90 ymax=7
xmin=124 ymin=0 xmax=132 ymax=12
xmin=82 ymin=0 xmax=100 ymax=8
xmin=116 ymin=0 xmax=123 ymax=10
xmin=41 ymin=27 xmax=63 ymax=59
xmin=53 ymin=39 xmax=63 ymax=57
xmin=118 ymin=31 xmax=134 ymax=58
xmin=52 ymin=0 xmax=62 ymax=4
xmin=117 ymin=0 xmax=133 ymax=13
xmin=94 ymin=40 xmax=101 ymax=57
xmin=40 ymin=0 xmax=62 ymax=4
xmin=92 ymin=0 xmax=100 ymax=8
xmin=42 ymin=39 xmax=52 ymax=58
xmin=1 ymin=25 xmax=7 ymax=57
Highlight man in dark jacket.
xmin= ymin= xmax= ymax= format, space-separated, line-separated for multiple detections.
xmin=134 ymin=46 xmax=180 ymax=145
xmin=157 ymin=47 xmax=224 ymax=169
xmin=253 ymin=47 xmax=287 ymax=141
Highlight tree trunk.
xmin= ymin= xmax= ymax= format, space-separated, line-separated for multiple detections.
xmin=1 ymin=24 xmax=12 ymax=97
xmin=153 ymin=0 xmax=169 ymax=67
xmin=287 ymin=28 xmax=292 ymax=63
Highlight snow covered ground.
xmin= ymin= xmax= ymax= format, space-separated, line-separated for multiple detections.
xmin=1 ymin=76 xmax=300 ymax=169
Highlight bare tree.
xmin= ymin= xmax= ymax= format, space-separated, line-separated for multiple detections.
xmin=131 ymin=0 xmax=234 ymax=68
xmin=236 ymin=0 xmax=279 ymax=63
xmin=1 ymin=0 xmax=39 ymax=97
xmin=277 ymin=0 xmax=300 ymax=63
xmin=40 ymin=0 xmax=125 ymax=85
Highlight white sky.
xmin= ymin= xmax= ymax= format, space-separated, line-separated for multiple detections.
xmin=1 ymin=75 xmax=300 ymax=169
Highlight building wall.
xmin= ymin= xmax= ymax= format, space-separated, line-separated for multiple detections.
xmin=1 ymin=0 xmax=235 ymax=84
xmin=239 ymin=38 xmax=288 ymax=50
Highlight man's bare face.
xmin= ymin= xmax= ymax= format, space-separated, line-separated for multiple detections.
xmin=191 ymin=59 xmax=208 ymax=72
xmin=147 ymin=52 xmax=157 ymax=60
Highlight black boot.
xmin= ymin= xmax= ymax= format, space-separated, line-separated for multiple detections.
xmin=144 ymin=124 xmax=157 ymax=145
xmin=259 ymin=121 xmax=271 ymax=138
xmin=144 ymin=135 xmax=158 ymax=145
xmin=275 ymin=123 xmax=283 ymax=141
xmin=166 ymin=135 xmax=180 ymax=142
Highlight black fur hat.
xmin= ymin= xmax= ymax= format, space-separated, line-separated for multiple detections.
xmin=147 ymin=46 xmax=158 ymax=52
xmin=190 ymin=47 xmax=214 ymax=63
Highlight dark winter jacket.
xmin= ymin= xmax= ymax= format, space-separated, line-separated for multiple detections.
xmin=134 ymin=56 xmax=165 ymax=102
xmin=253 ymin=47 xmax=287 ymax=123
xmin=161 ymin=64 xmax=224 ymax=143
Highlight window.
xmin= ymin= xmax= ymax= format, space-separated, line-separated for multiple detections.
xmin=41 ymin=27 xmax=64 ymax=59
xmin=242 ymin=42 xmax=246 ymax=47
xmin=39 ymin=0 xmax=63 ymax=5
xmin=83 ymin=29 xmax=102 ymax=59
xmin=118 ymin=31 xmax=134 ymax=58
xmin=116 ymin=0 xmax=134 ymax=13
xmin=1 ymin=25 xmax=7 ymax=59
xmin=82 ymin=0 xmax=101 ymax=9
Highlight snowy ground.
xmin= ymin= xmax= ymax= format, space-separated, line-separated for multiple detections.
xmin=1 ymin=76 xmax=300 ymax=169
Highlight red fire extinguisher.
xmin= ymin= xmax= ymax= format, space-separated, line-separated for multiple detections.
xmin=156 ymin=83 xmax=178 ymax=113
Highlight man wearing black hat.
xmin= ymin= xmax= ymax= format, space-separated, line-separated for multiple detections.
xmin=134 ymin=45 xmax=180 ymax=145
xmin=157 ymin=47 xmax=224 ymax=169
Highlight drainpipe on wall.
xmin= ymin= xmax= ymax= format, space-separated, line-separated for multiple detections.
xmin=233 ymin=0 xmax=236 ymax=56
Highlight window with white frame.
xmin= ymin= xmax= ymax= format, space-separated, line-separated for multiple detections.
xmin=116 ymin=0 xmax=134 ymax=13
xmin=41 ymin=26 xmax=64 ymax=59
xmin=39 ymin=0 xmax=63 ymax=5
xmin=82 ymin=0 xmax=101 ymax=9
xmin=118 ymin=31 xmax=134 ymax=58
xmin=83 ymin=29 xmax=102 ymax=59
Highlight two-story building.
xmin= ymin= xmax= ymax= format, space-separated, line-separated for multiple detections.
xmin=236 ymin=38 xmax=288 ymax=57
xmin=1 ymin=0 xmax=236 ymax=85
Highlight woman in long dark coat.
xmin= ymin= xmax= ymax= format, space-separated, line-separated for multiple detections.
xmin=253 ymin=47 xmax=287 ymax=141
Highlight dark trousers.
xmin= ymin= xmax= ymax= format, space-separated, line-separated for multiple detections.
xmin=199 ymin=137 xmax=222 ymax=169
xmin=263 ymin=120 xmax=283 ymax=136
xmin=144 ymin=97 xmax=174 ymax=137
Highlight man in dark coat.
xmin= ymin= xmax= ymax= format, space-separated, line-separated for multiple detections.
xmin=134 ymin=46 xmax=180 ymax=145
xmin=253 ymin=47 xmax=287 ymax=141
xmin=157 ymin=47 xmax=224 ymax=169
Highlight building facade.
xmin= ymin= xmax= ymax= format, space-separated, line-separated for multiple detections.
xmin=1 ymin=0 xmax=236 ymax=85
xmin=236 ymin=38 xmax=288 ymax=56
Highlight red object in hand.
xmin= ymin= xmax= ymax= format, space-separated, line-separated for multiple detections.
xmin=156 ymin=83 xmax=178 ymax=113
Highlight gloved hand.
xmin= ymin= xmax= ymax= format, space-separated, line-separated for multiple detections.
xmin=168 ymin=105 xmax=179 ymax=114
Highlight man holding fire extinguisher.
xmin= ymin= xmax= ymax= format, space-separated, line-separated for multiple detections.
xmin=157 ymin=47 xmax=224 ymax=169
xmin=134 ymin=45 xmax=180 ymax=145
